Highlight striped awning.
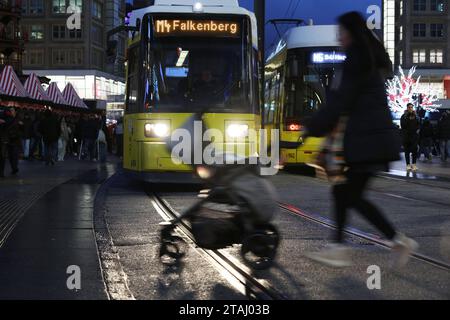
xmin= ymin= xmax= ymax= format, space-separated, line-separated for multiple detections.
xmin=23 ymin=72 xmax=51 ymax=101
xmin=0 ymin=65 xmax=29 ymax=98
xmin=62 ymin=83 xmax=88 ymax=109
xmin=46 ymin=82 xmax=68 ymax=105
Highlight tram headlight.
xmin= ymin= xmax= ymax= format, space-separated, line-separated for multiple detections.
xmin=196 ymin=166 xmax=214 ymax=180
xmin=144 ymin=122 xmax=170 ymax=138
xmin=226 ymin=123 xmax=249 ymax=139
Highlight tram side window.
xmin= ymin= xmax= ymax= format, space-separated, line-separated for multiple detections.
xmin=126 ymin=45 xmax=139 ymax=113
xmin=264 ymin=72 xmax=281 ymax=125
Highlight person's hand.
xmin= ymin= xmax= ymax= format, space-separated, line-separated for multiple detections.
xmin=0 ymin=119 xmax=5 ymax=124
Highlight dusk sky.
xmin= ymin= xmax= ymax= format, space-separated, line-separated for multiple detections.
xmin=127 ymin=0 xmax=382 ymax=50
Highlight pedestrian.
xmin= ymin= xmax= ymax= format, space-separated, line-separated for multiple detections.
xmin=0 ymin=107 xmax=22 ymax=176
xmin=22 ymin=112 xmax=33 ymax=159
xmin=39 ymin=109 xmax=60 ymax=166
xmin=58 ymin=117 xmax=70 ymax=161
xmin=29 ymin=111 xmax=43 ymax=160
xmin=0 ymin=108 xmax=9 ymax=178
xmin=115 ymin=117 xmax=124 ymax=159
xmin=81 ymin=114 xmax=100 ymax=161
xmin=419 ymin=117 xmax=434 ymax=162
xmin=303 ymin=12 xmax=417 ymax=268
xmin=437 ymin=111 xmax=450 ymax=162
xmin=98 ymin=125 xmax=107 ymax=163
xmin=400 ymin=103 xmax=420 ymax=171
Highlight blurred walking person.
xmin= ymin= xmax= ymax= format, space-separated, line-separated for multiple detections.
xmin=401 ymin=103 xmax=420 ymax=171
xmin=438 ymin=111 xmax=450 ymax=162
xmin=303 ymin=12 xmax=417 ymax=268
xmin=39 ymin=110 xmax=60 ymax=166
xmin=58 ymin=117 xmax=70 ymax=161
xmin=420 ymin=117 xmax=434 ymax=162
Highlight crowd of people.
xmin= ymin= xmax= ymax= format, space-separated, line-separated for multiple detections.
xmin=400 ymin=104 xmax=450 ymax=171
xmin=0 ymin=106 xmax=122 ymax=178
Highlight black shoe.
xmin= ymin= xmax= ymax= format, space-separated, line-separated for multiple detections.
xmin=0 ymin=174 xmax=5 ymax=178
xmin=11 ymin=169 xmax=18 ymax=175
xmin=51 ymin=160 xmax=55 ymax=166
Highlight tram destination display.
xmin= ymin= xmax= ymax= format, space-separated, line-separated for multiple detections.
xmin=153 ymin=19 xmax=240 ymax=37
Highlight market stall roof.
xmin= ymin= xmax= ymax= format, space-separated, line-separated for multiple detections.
xmin=23 ymin=72 xmax=51 ymax=101
xmin=46 ymin=82 xmax=68 ymax=105
xmin=0 ymin=65 xmax=29 ymax=98
xmin=62 ymin=83 xmax=88 ymax=109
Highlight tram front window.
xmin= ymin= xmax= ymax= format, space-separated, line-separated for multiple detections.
xmin=145 ymin=37 xmax=251 ymax=113
xmin=284 ymin=49 xmax=344 ymax=120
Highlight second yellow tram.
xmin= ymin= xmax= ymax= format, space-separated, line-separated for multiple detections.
xmin=264 ymin=25 xmax=346 ymax=166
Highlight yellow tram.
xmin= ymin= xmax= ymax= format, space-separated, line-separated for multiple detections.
xmin=121 ymin=0 xmax=261 ymax=182
xmin=264 ymin=25 xmax=346 ymax=166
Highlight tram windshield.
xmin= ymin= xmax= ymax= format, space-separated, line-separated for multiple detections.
xmin=143 ymin=17 xmax=254 ymax=113
xmin=284 ymin=48 xmax=345 ymax=120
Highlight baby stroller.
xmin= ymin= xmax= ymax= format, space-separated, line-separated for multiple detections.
xmin=159 ymin=159 xmax=280 ymax=270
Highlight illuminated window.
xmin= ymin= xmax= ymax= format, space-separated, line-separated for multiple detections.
xmin=430 ymin=24 xmax=444 ymax=37
xmin=413 ymin=0 xmax=426 ymax=11
xmin=399 ymin=0 xmax=403 ymax=15
xmin=30 ymin=24 xmax=44 ymax=40
xmin=430 ymin=49 xmax=443 ymax=63
xmin=69 ymin=0 xmax=83 ymax=12
xmin=53 ymin=0 xmax=66 ymax=14
xmin=413 ymin=49 xmax=427 ymax=63
xmin=399 ymin=26 xmax=403 ymax=41
xmin=431 ymin=0 xmax=445 ymax=12
xmin=399 ymin=51 xmax=403 ymax=66
xmin=413 ymin=24 xmax=426 ymax=37
xmin=92 ymin=0 xmax=102 ymax=19
xmin=384 ymin=0 xmax=396 ymax=64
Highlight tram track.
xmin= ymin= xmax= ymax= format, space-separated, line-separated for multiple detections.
xmin=146 ymin=190 xmax=288 ymax=300
xmin=278 ymin=202 xmax=450 ymax=272
xmin=376 ymin=172 xmax=450 ymax=192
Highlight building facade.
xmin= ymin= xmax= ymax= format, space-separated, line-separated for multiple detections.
xmin=20 ymin=0 xmax=126 ymax=109
xmin=0 ymin=0 xmax=25 ymax=74
xmin=387 ymin=0 xmax=450 ymax=105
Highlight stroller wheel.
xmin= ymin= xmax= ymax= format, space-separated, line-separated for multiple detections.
xmin=160 ymin=233 xmax=186 ymax=266
xmin=241 ymin=225 xmax=280 ymax=270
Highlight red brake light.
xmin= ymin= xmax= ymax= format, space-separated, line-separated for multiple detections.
xmin=287 ymin=123 xmax=302 ymax=131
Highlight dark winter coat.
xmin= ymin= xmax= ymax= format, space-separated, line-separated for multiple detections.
xmin=438 ymin=115 xmax=450 ymax=140
xmin=306 ymin=45 xmax=400 ymax=166
xmin=2 ymin=116 xmax=23 ymax=146
xmin=400 ymin=113 xmax=420 ymax=145
xmin=420 ymin=120 xmax=434 ymax=139
xmin=39 ymin=115 xmax=61 ymax=143
xmin=82 ymin=119 xmax=100 ymax=140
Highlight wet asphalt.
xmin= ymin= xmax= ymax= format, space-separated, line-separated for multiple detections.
xmin=98 ymin=168 xmax=450 ymax=300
